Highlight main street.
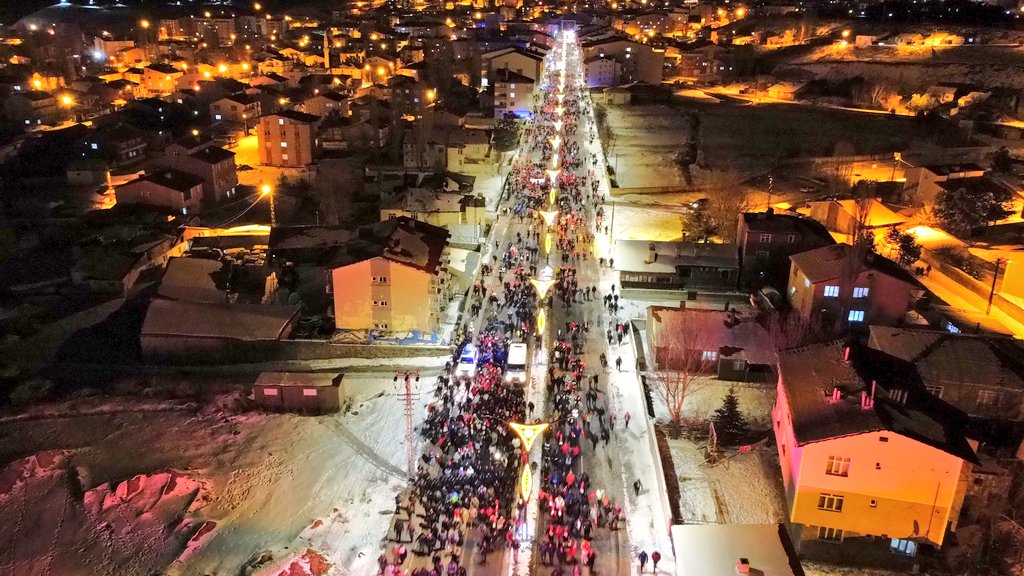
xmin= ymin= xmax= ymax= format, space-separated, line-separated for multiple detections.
xmin=373 ymin=27 xmax=674 ymax=576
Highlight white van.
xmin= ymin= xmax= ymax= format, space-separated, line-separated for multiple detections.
xmin=505 ymin=343 xmax=528 ymax=384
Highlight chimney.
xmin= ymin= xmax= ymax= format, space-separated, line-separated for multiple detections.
xmin=766 ymin=207 xmax=774 ymax=216
xmin=646 ymin=242 xmax=657 ymax=264
xmin=843 ymin=346 xmax=851 ymax=363
xmin=389 ymin=237 xmax=402 ymax=253
xmin=861 ymin=389 xmax=874 ymax=410
xmin=736 ymin=558 xmax=751 ymax=574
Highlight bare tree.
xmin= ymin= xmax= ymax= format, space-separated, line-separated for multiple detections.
xmin=767 ymin=312 xmax=827 ymax=351
xmin=702 ymin=173 xmax=754 ymax=242
xmin=648 ymin=309 xmax=716 ymax=433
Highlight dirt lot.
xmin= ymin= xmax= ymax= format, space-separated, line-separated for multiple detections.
xmin=602 ymin=100 xmax=964 ymax=190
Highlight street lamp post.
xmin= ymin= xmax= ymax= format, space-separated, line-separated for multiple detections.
xmin=987 ymin=257 xmax=1008 ymax=315
xmin=261 ymin=184 xmax=276 ymax=226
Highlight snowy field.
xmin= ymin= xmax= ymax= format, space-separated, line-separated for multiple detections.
xmin=666 ymin=437 xmax=787 ymax=525
xmin=647 ymin=372 xmax=786 ymax=526
xmin=0 ymin=371 xmax=439 ymax=576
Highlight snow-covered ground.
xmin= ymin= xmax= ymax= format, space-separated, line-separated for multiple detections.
xmin=0 ymin=371 xmax=437 ymax=576
xmin=665 ymin=437 xmax=787 ymax=525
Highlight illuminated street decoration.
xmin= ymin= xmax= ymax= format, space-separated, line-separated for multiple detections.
xmin=508 ymin=421 xmax=548 ymax=500
xmin=555 ymin=105 xmax=564 ymax=117
xmin=509 ymin=421 xmax=549 ymax=451
xmin=519 ymin=465 xmax=532 ymax=501
xmin=551 ymin=154 xmax=559 ymax=169
xmin=549 ymin=135 xmax=561 ymax=151
xmin=529 ymin=264 xmax=556 ymax=298
xmin=549 ymin=187 xmax=558 ymax=205
xmin=554 ymin=119 xmax=563 ymax=132
xmin=539 ymin=210 xmax=559 ymax=227
xmin=546 ymin=169 xmax=560 ymax=185
xmin=557 ymin=94 xmax=564 ymax=104
xmin=536 ymin=307 xmax=547 ymax=335
xmin=544 ymin=232 xmax=553 ymax=254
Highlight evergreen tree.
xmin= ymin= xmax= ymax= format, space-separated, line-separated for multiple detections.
xmin=713 ymin=387 xmax=749 ymax=446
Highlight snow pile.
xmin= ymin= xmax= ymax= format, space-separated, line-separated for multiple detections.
xmin=255 ymin=548 xmax=332 ymax=576
xmin=0 ymin=454 xmax=206 ymax=576
xmin=0 ymin=449 xmax=72 ymax=497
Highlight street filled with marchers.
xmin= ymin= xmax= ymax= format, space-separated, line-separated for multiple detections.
xmin=374 ymin=32 xmax=650 ymax=576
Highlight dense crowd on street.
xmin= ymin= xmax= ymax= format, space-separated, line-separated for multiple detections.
xmin=375 ymin=32 xmax=658 ymax=576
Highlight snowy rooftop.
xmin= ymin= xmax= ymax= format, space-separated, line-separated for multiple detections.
xmin=615 ymin=240 xmax=738 ymax=274
xmin=671 ymin=523 xmax=804 ymax=576
xmin=778 ymin=340 xmax=977 ymax=462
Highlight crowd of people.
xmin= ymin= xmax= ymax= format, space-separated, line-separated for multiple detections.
xmin=375 ymin=32 xmax=661 ymax=576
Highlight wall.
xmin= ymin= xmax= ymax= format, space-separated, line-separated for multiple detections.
xmin=388 ymin=262 xmax=432 ymax=332
xmin=333 ymin=259 xmax=373 ymax=329
xmin=141 ymin=335 xmax=450 ymax=365
xmin=793 ymin=432 xmax=966 ymax=546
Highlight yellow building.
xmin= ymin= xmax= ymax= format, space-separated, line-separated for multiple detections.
xmin=331 ymin=217 xmax=450 ymax=333
xmin=773 ymin=341 xmax=976 ymax=562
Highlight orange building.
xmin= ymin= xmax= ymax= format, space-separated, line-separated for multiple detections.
xmin=330 ymin=217 xmax=450 ymax=333
xmin=773 ymin=341 xmax=976 ymax=562
xmin=257 ymin=110 xmax=321 ymax=167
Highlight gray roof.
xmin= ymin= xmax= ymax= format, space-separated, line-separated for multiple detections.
xmin=789 ymin=243 xmax=920 ymax=287
xmin=156 ymin=257 xmax=224 ymax=303
xmin=615 ymin=240 xmax=738 ymax=274
xmin=649 ymin=307 xmax=775 ymax=367
xmin=868 ymin=326 xmax=1024 ymax=393
xmin=142 ymin=299 xmax=299 ymax=340
xmin=778 ymin=340 xmax=977 ymax=462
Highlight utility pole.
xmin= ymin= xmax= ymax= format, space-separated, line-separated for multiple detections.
xmin=987 ymin=257 xmax=1006 ymax=316
xmin=403 ymin=371 xmax=417 ymax=476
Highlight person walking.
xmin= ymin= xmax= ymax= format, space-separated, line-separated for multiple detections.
xmin=638 ymin=550 xmax=649 ymax=573
xmin=633 ymin=479 xmax=643 ymax=496
xmin=615 ymin=356 xmax=622 ymax=371
xmin=624 ymin=411 xmax=631 ymax=428
xmin=651 ymin=550 xmax=661 ymax=572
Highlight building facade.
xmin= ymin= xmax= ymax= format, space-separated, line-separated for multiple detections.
xmin=258 ymin=110 xmax=321 ymax=167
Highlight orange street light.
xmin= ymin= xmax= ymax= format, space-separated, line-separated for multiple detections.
xmin=261 ymin=184 xmax=277 ymax=226
xmin=140 ymin=19 xmax=150 ymax=29
xmin=60 ymin=94 xmax=74 ymax=107
xmin=254 ymin=2 xmax=262 ymax=9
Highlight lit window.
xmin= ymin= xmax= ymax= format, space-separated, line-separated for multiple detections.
xmin=510 ymin=83 xmax=516 ymax=89
xmin=848 ymin=310 xmax=865 ymax=322
xmin=852 ymin=287 xmax=869 ymax=298
xmin=817 ymin=493 xmax=844 ymax=512
xmin=925 ymin=384 xmax=944 ymax=398
xmin=803 ymin=277 xmax=810 ymax=288
xmin=701 ymin=350 xmax=718 ymax=362
xmin=824 ymin=285 xmax=839 ymax=297
xmin=825 ymin=456 xmax=850 ymax=477
xmin=215 ymin=114 xmax=222 ymax=120
xmin=890 ymin=539 xmax=918 ymax=556
xmin=279 ymin=118 xmax=285 ymax=125
xmin=90 ymin=143 xmax=98 ymax=150
xmin=946 ymin=322 xmax=961 ymax=334
xmin=280 ymin=142 xmax=288 ymax=148
xmin=282 ymin=153 xmax=288 ymax=161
